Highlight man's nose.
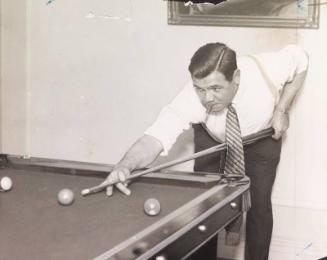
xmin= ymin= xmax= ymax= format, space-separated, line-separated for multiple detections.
xmin=205 ymin=90 xmax=214 ymax=101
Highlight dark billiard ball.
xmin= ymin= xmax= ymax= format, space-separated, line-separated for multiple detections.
xmin=57 ymin=188 xmax=75 ymax=206
xmin=144 ymin=198 xmax=161 ymax=216
xmin=0 ymin=176 xmax=13 ymax=191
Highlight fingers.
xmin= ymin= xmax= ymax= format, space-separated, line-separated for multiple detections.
xmin=104 ymin=167 xmax=131 ymax=196
xmin=107 ymin=169 xmax=128 ymax=184
xmin=106 ymin=182 xmax=131 ymax=196
xmin=272 ymin=131 xmax=282 ymax=140
xmin=115 ymin=183 xmax=131 ymax=196
xmin=106 ymin=185 xmax=113 ymax=196
xmin=271 ymin=110 xmax=289 ymax=140
xmin=272 ymin=125 xmax=287 ymax=140
xmin=118 ymin=171 xmax=127 ymax=182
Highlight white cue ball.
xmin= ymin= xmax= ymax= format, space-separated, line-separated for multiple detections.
xmin=0 ymin=176 xmax=13 ymax=191
xmin=57 ymin=188 xmax=75 ymax=206
xmin=144 ymin=198 xmax=161 ymax=216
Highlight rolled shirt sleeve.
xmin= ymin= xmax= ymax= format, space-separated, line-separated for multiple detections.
xmin=255 ymin=44 xmax=309 ymax=92
xmin=145 ymin=81 xmax=206 ymax=155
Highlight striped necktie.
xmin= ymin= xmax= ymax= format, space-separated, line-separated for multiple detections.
xmin=224 ymin=105 xmax=250 ymax=246
xmin=224 ymin=105 xmax=245 ymax=176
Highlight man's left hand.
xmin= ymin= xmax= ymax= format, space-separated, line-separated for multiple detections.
xmin=271 ymin=109 xmax=289 ymax=140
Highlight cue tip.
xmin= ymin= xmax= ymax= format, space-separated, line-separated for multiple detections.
xmin=81 ymin=189 xmax=90 ymax=196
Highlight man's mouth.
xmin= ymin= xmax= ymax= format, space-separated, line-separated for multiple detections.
xmin=205 ymin=102 xmax=215 ymax=110
xmin=206 ymin=103 xmax=224 ymax=113
xmin=206 ymin=103 xmax=217 ymax=110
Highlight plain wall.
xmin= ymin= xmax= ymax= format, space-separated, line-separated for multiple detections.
xmin=1 ymin=1 xmax=326 ymax=259
xmin=0 ymin=0 xmax=1 ymax=149
xmin=0 ymin=0 xmax=28 ymax=154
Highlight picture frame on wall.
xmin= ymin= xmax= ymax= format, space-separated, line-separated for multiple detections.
xmin=167 ymin=0 xmax=320 ymax=29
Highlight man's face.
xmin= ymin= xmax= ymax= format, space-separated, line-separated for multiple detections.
xmin=192 ymin=70 xmax=239 ymax=114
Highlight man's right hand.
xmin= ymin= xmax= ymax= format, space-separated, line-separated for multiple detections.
xmin=104 ymin=166 xmax=132 ymax=196
xmin=102 ymin=134 xmax=163 ymax=197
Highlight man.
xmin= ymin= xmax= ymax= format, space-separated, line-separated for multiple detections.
xmin=103 ymin=43 xmax=308 ymax=260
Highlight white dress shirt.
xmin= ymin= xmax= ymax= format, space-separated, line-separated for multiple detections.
xmin=145 ymin=45 xmax=309 ymax=155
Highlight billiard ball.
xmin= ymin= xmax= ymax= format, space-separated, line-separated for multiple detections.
xmin=57 ymin=188 xmax=75 ymax=206
xmin=0 ymin=176 xmax=13 ymax=191
xmin=144 ymin=198 xmax=161 ymax=216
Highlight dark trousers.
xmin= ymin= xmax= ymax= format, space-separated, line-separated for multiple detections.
xmin=193 ymin=124 xmax=282 ymax=260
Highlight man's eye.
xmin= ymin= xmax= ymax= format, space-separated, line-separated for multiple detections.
xmin=196 ymin=88 xmax=205 ymax=93
xmin=212 ymin=87 xmax=222 ymax=91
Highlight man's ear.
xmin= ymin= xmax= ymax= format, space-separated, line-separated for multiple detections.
xmin=232 ymin=69 xmax=240 ymax=85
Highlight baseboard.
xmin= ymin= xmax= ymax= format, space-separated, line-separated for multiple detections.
xmin=217 ymin=232 xmax=327 ymax=260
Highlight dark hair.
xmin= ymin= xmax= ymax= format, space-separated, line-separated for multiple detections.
xmin=188 ymin=42 xmax=237 ymax=82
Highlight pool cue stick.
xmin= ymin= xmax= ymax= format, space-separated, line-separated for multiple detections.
xmin=81 ymin=127 xmax=274 ymax=196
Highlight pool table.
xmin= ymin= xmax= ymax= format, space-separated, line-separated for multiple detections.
xmin=0 ymin=154 xmax=249 ymax=260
